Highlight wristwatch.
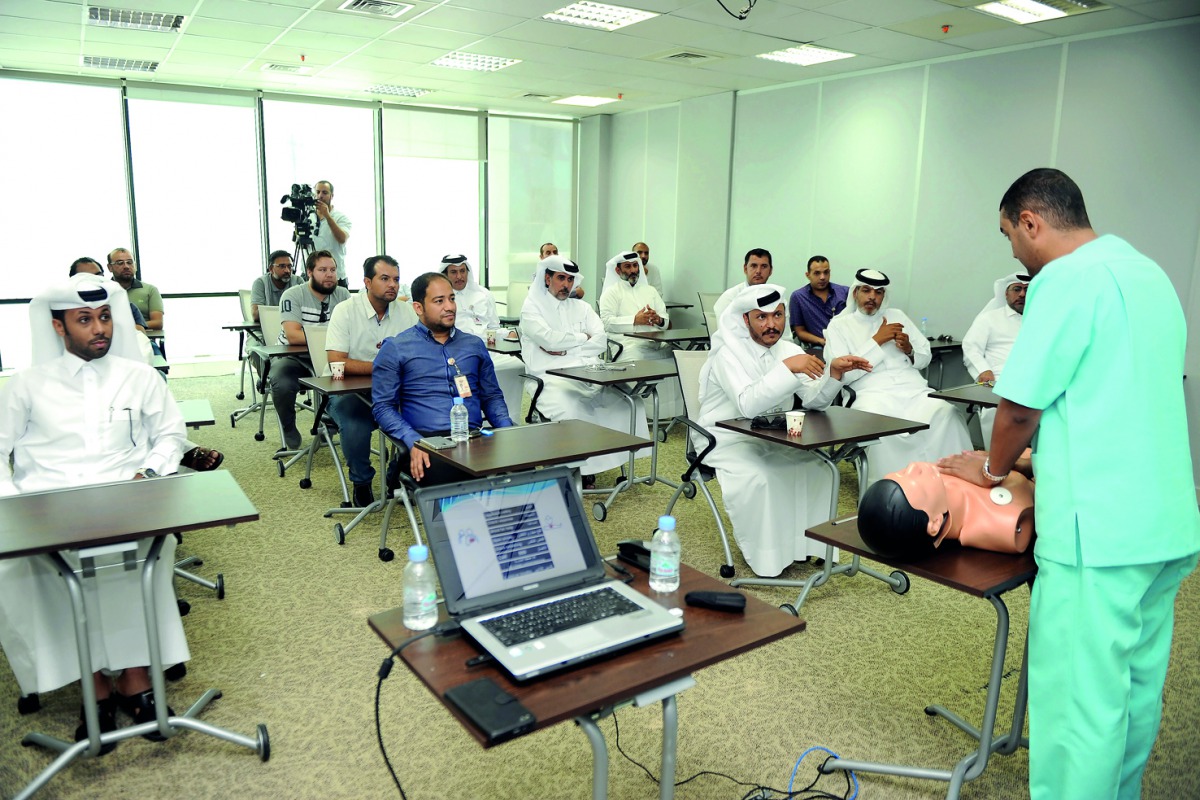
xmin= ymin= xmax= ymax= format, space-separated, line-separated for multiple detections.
xmin=981 ymin=458 xmax=1008 ymax=484
xmin=136 ymin=467 xmax=160 ymax=479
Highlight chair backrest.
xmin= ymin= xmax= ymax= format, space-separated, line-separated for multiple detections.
xmin=258 ymin=305 xmax=283 ymax=344
xmin=506 ymin=281 xmax=531 ymax=317
xmin=672 ymin=349 xmax=708 ymax=424
xmin=703 ymin=310 xmax=719 ymax=334
xmin=238 ymin=288 xmax=254 ymax=322
xmin=697 ymin=291 xmax=721 ymax=313
xmin=304 ymin=324 xmax=330 ymax=377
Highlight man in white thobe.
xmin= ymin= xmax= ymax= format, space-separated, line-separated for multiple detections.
xmin=0 ymin=273 xmax=189 ymax=752
xmin=713 ymin=247 xmax=775 ymax=321
xmin=440 ymin=253 xmax=525 ymax=422
xmin=823 ymin=269 xmax=972 ymax=487
xmin=961 ymin=272 xmax=1028 ymax=445
xmin=520 ymin=256 xmax=650 ymax=484
xmin=599 ymin=250 xmax=682 ymax=419
xmin=631 ymin=241 xmax=665 ymax=299
xmin=698 ymin=283 xmax=871 ymax=577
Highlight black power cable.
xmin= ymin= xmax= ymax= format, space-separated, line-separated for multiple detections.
xmin=716 ymin=0 xmax=757 ymax=21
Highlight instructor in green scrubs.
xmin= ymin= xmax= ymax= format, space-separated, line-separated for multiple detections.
xmin=940 ymin=168 xmax=1200 ymax=800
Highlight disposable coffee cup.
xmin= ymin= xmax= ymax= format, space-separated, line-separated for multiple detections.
xmin=330 ymin=361 xmax=345 ymax=380
xmin=785 ymin=410 xmax=805 ymax=437
xmin=486 ymin=329 xmax=499 ymax=347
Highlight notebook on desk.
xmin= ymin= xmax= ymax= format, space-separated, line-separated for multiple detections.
xmin=417 ymin=466 xmax=684 ymax=682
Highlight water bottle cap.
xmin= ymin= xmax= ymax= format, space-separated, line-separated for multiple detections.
xmin=452 ymin=397 xmax=464 ymax=405
xmin=408 ymin=545 xmax=429 ymax=562
xmin=657 ymin=515 xmax=676 ymax=531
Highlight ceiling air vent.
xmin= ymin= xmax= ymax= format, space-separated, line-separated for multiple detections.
xmin=520 ymin=93 xmax=557 ymax=101
xmin=654 ymin=50 xmax=720 ymax=65
xmin=337 ymin=0 xmax=414 ymax=18
xmin=261 ymin=63 xmax=312 ymax=74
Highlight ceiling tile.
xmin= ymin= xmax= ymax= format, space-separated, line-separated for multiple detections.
xmin=0 ymin=0 xmax=81 ymax=24
xmin=744 ymin=9 xmax=870 ymax=40
xmin=1131 ymin=0 xmax=1200 ymax=19
xmin=416 ymin=6 xmax=528 ymax=36
xmin=380 ymin=23 xmax=481 ymax=50
xmin=291 ymin=10 xmax=404 ymax=36
xmin=1031 ymin=7 xmax=1154 ymax=35
xmin=0 ymin=33 xmax=78 ymax=55
xmin=818 ymin=0 xmax=952 ymax=26
xmin=184 ymin=18 xmax=286 ymax=44
xmin=275 ymin=29 xmax=375 ymax=53
xmin=889 ymin=8 xmax=1011 ymax=40
xmin=196 ymin=0 xmax=309 ymax=27
xmin=684 ymin=30 xmax=808 ymax=57
xmin=818 ymin=26 xmax=935 ymax=54
xmin=944 ymin=25 xmax=1053 ymax=51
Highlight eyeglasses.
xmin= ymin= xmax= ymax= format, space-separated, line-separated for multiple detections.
xmin=110 ymin=259 xmax=135 ymax=267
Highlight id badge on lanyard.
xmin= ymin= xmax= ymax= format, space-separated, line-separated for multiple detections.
xmin=448 ymin=357 xmax=472 ymax=398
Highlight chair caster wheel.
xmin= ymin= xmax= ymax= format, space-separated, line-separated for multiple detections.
xmin=719 ymin=565 xmax=735 ymax=579
xmin=165 ymin=663 xmax=187 ymax=682
xmin=257 ymin=723 xmax=271 ymax=762
xmin=341 ymin=501 xmax=353 ymax=509
xmin=657 ymin=428 xmax=668 ymax=443
xmin=216 ymin=574 xmax=226 ymax=600
xmin=592 ymin=503 xmax=607 ymax=522
xmin=236 ymin=392 xmax=245 ymax=400
xmin=890 ymin=570 xmax=910 ymax=595
xmin=334 ymin=524 xmax=346 ymax=545
xmin=254 ymin=432 xmax=265 ymax=442
xmin=682 ymin=482 xmax=697 ymax=500
xmin=229 ymin=415 xmax=237 ymax=428
xmin=299 ymin=478 xmax=311 ymax=489
xmin=178 ymin=599 xmax=191 ymax=616
xmin=277 ymin=461 xmax=285 ymax=478
xmin=779 ymin=603 xmax=798 ymax=617
xmin=379 ymin=548 xmax=395 ymax=562
xmin=17 ymin=694 xmax=40 ymax=715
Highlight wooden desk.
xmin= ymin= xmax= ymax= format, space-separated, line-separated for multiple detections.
xmin=417 ymin=419 xmax=649 ymax=477
xmin=625 ymin=326 xmax=710 ymax=350
xmin=546 ymin=361 xmax=681 ymax=521
xmin=369 ymin=563 xmax=803 ymax=799
xmin=177 ymin=398 xmax=215 ymax=429
xmin=930 ymin=382 xmax=1000 ymax=410
xmin=805 ymin=517 xmax=1033 ymax=799
xmin=0 ymin=472 xmax=269 ymax=799
xmin=721 ymin=407 xmax=930 ymax=604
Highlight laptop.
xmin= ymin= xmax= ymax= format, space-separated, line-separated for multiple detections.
xmin=417 ymin=465 xmax=684 ymax=682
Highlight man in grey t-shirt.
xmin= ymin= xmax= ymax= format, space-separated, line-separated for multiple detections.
xmin=250 ymin=250 xmax=303 ymax=322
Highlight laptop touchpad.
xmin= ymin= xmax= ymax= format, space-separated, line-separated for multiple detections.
xmin=558 ymin=626 xmax=605 ymax=648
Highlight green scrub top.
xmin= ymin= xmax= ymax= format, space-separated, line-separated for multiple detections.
xmin=995 ymin=234 xmax=1200 ymax=567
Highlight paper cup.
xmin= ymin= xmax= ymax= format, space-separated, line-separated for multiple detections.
xmin=486 ymin=329 xmax=499 ymax=347
xmin=330 ymin=361 xmax=345 ymax=380
xmin=785 ymin=410 xmax=805 ymax=437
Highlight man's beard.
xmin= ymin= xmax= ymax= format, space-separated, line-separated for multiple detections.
xmin=312 ymin=280 xmax=336 ymax=296
xmin=624 ymin=272 xmax=638 ymax=286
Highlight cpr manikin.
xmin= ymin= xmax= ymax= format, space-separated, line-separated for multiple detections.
xmin=857 ymin=461 xmax=1035 ymax=560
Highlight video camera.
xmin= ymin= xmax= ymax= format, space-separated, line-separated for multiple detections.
xmin=280 ymin=183 xmax=320 ymax=248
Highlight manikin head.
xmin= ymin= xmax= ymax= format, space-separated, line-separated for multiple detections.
xmin=857 ymin=462 xmax=946 ymax=560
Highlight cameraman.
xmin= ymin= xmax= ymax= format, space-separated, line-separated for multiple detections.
xmin=312 ymin=180 xmax=352 ymax=288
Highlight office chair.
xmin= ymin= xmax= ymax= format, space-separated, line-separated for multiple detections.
xmin=662 ymin=349 xmax=736 ymax=579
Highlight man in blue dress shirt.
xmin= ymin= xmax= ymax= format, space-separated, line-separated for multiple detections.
xmin=372 ymin=272 xmax=513 ymax=485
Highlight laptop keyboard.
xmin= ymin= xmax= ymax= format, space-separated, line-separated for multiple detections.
xmin=480 ymin=587 xmax=641 ymax=646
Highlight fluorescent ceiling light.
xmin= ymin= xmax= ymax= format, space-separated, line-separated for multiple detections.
xmin=87 ymin=6 xmax=185 ymax=32
xmin=81 ymin=55 xmax=158 ymax=72
xmin=756 ymin=45 xmax=855 ymax=67
xmin=366 ymin=84 xmax=432 ymax=98
xmin=552 ymin=95 xmax=619 ymax=107
xmin=974 ymin=1 xmax=1068 ymax=24
xmin=543 ymin=2 xmax=658 ymax=32
xmin=433 ymin=52 xmax=521 ymax=72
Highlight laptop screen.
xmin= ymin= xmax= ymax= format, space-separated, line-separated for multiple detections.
xmin=418 ymin=466 xmax=607 ymax=617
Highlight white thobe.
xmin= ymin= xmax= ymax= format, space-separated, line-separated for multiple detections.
xmin=0 ymin=353 xmax=190 ymax=694
xmin=698 ymin=340 xmax=841 ymax=576
xmin=824 ymin=308 xmax=971 ymax=487
xmin=712 ymin=283 xmax=747 ymax=321
xmin=521 ymin=297 xmax=650 ymax=474
xmin=961 ymin=305 xmax=1023 ymax=446
xmin=453 ymin=283 xmax=525 ymax=422
xmin=598 ymin=279 xmax=681 ymax=419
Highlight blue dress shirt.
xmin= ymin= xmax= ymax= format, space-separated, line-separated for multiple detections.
xmin=371 ymin=322 xmax=513 ymax=449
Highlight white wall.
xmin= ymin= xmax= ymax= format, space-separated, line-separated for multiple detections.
xmin=595 ymin=20 xmax=1200 ymax=481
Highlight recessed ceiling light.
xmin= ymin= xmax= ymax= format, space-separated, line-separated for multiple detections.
xmin=973 ymin=0 xmax=1068 ymax=24
xmin=87 ymin=6 xmax=185 ymax=32
xmin=81 ymin=55 xmax=159 ymax=72
xmin=366 ymin=84 xmax=432 ymax=98
xmin=432 ymin=52 xmax=521 ymax=72
xmin=552 ymin=95 xmax=620 ymax=107
xmin=543 ymin=2 xmax=658 ymax=32
xmin=756 ymin=45 xmax=855 ymax=67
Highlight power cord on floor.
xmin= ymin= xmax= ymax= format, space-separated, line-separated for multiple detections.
xmin=609 ymin=712 xmax=856 ymax=799
xmin=375 ymin=620 xmax=461 ymax=798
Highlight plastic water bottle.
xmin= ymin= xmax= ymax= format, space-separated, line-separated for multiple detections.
xmin=920 ymin=316 xmax=930 ymax=337
xmin=450 ymin=397 xmax=469 ymax=443
xmin=649 ymin=515 xmax=681 ymax=593
xmin=402 ymin=545 xmax=438 ymax=630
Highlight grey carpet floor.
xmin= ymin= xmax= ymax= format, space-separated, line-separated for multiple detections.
xmin=1 ymin=373 xmax=1197 ymax=799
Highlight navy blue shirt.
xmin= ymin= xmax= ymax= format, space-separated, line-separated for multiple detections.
xmin=371 ymin=322 xmax=513 ymax=449
xmin=788 ymin=282 xmax=849 ymax=340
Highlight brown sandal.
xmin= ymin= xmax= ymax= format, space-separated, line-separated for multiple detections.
xmin=182 ymin=446 xmax=224 ymax=471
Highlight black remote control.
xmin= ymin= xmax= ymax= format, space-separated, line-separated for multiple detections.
xmin=684 ymin=590 xmax=746 ymax=613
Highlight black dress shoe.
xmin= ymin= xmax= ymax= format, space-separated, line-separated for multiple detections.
xmin=75 ymin=697 xmax=118 ymax=755
xmin=115 ymin=689 xmax=175 ymax=742
xmin=353 ymin=482 xmax=375 ymax=507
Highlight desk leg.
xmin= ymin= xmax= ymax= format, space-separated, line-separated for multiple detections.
xmin=576 ymin=716 xmax=610 ymax=800
xmin=659 ymin=695 xmax=679 ymax=800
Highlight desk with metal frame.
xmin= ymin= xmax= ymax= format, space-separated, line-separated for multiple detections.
xmin=0 ymin=471 xmax=269 ymax=800
xmin=624 ymin=327 xmax=710 ymax=351
xmin=368 ymin=562 xmax=804 ymax=800
xmin=805 ymin=516 xmax=1033 ymax=800
xmin=177 ymin=398 xmax=215 ymax=430
xmin=721 ymin=407 xmax=928 ymax=610
xmin=925 ymin=338 xmax=963 ymax=390
xmin=930 ymin=382 xmax=1000 ymax=433
xmin=545 ymin=360 xmax=680 ymax=521
xmin=664 ymin=301 xmax=695 ymax=311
